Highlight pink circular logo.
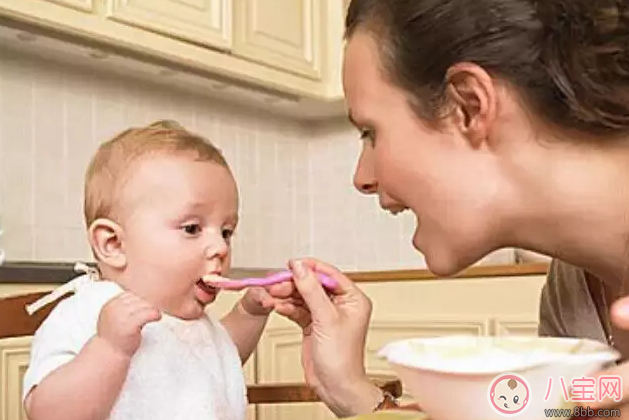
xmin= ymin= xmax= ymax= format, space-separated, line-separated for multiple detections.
xmin=488 ymin=372 xmax=531 ymax=417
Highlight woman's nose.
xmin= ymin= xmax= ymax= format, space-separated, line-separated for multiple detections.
xmin=354 ymin=176 xmax=378 ymax=194
xmin=353 ymin=147 xmax=378 ymax=195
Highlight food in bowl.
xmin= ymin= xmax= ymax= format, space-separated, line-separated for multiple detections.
xmin=378 ymin=335 xmax=619 ymax=420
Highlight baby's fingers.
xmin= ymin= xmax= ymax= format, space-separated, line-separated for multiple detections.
xmin=129 ymin=305 xmax=162 ymax=329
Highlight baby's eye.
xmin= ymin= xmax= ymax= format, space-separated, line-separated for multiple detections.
xmin=222 ymin=228 xmax=234 ymax=241
xmin=183 ymin=224 xmax=201 ymax=235
xmin=499 ymin=396 xmax=506 ymax=400
xmin=513 ymin=395 xmax=519 ymax=404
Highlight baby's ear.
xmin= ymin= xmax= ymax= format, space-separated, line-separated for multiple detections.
xmin=87 ymin=218 xmax=127 ymax=269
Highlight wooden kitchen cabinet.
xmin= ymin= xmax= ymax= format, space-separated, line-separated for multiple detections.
xmin=107 ymin=0 xmax=232 ymax=51
xmin=47 ymin=0 xmax=95 ymax=13
xmin=0 ymin=0 xmax=345 ymax=107
xmin=232 ymin=0 xmax=325 ymax=81
xmin=0 ymin=0 xmax=96 ymax=17
xmin=0 ymin=284 xmax=54 ymax=420
xmin=0 ymin=336 xmax=30 ymax=420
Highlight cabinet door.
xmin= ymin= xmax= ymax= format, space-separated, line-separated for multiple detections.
xmin=107 ymin=0 xmax=232 ymax=50
xmin=0 ymin=0 xmax=96 ymax=12
xmin=256 ymin=320 xmax=335 ymax=420
xmin=233 ymin=0 xmax=324 ymax=80
xmin=0 ymin=337 xmax=32 ymax=420
xmin=47 ymin=0 xmax=94 ymax=12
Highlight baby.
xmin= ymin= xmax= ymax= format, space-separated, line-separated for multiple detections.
xmin=22 ymin=120 xmax=278 ymax=420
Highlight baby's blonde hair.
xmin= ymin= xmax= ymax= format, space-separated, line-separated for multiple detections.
xmin=84 ymin=120 xmax=229 ymax=228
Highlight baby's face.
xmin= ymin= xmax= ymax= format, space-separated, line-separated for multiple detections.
xmin=115 ymin=153 xmax=239 ymax=319
xmin=493 ymin=377 xmax=528 ymax=413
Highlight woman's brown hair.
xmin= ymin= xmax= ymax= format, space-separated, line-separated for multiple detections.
xmin=345 ymin=0 xmax=629 ymax=138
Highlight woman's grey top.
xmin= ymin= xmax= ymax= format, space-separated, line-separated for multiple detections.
xmin=538 ymin=259 xmax=611 ymax=345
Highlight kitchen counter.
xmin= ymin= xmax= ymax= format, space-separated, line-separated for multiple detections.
xmin=346 ymin=262 xmax=549 ymax=282
xmin=0 ymin=260 xmax=549 ymax=284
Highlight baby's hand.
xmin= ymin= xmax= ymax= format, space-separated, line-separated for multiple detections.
xmin=239 ymin=287 xmax=276 ymax=317
xmin=97 ymin=291 xmax=162 ymax=358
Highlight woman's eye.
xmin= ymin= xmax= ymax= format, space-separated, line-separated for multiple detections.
xmin=183 ymin=224 xmax=201 ymax=235
xmin=360 ymin=128 xmax=375 ymax=145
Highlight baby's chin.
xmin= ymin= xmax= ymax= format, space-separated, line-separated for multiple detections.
xmin=160 ymin=298 xmax=212 ymax=320
xmin=178 ymin=309 xmax=206 ymax=320
xmin=168 ymin=305 xmax=206 ymax=320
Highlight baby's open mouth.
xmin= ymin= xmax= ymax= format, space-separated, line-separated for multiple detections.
xmin=196 ymin=278 xmax=218 ymax=295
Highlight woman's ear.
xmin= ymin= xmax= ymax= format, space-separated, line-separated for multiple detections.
xmin=87 ymin=218 xmax=127 ymax=269
xmin=445 ymin=63 xmax=496 ymax=148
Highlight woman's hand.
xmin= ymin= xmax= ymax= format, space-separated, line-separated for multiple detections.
xmin=577 ymin=297 xmax=629 ymax=419
xmin=267 ymin=258 xmax=384 ymax=417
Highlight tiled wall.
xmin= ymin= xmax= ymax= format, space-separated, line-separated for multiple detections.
xmin=0 ymin=47 xmax=515 ymax=271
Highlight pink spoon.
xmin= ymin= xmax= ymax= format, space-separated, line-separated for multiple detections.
xmin=203 ymin=270 xmax=339 ymax=290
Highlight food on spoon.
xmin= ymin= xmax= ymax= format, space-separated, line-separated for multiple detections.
xmin=202 ymin=270 xmax=339 ymax=290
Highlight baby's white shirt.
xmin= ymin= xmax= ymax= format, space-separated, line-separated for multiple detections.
xmin=23 ymin=275 xmax=247 ymax=420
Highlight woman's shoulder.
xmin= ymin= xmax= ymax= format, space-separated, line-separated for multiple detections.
xmin=547 ymin=258 xmax=588 ymax=285
xmin=540 ymin=258 xmax=591 ymax=315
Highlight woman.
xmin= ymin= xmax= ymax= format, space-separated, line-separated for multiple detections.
xmin=258 ymin=0 xmax=629 ymax=416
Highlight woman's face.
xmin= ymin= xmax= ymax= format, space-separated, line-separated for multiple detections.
xmin=342 ymin=30 xmax=509 ymax=276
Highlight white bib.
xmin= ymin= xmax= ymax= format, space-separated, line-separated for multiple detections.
xmin=110 ymin=313 xmax=247 ymax=420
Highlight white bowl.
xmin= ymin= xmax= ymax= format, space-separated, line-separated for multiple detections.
xmin=378 ymin=335 xmax=620 ymax=420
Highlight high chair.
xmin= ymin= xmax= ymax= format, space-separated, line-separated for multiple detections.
xmin=0 ymin=291 xmax=402 ymax=419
